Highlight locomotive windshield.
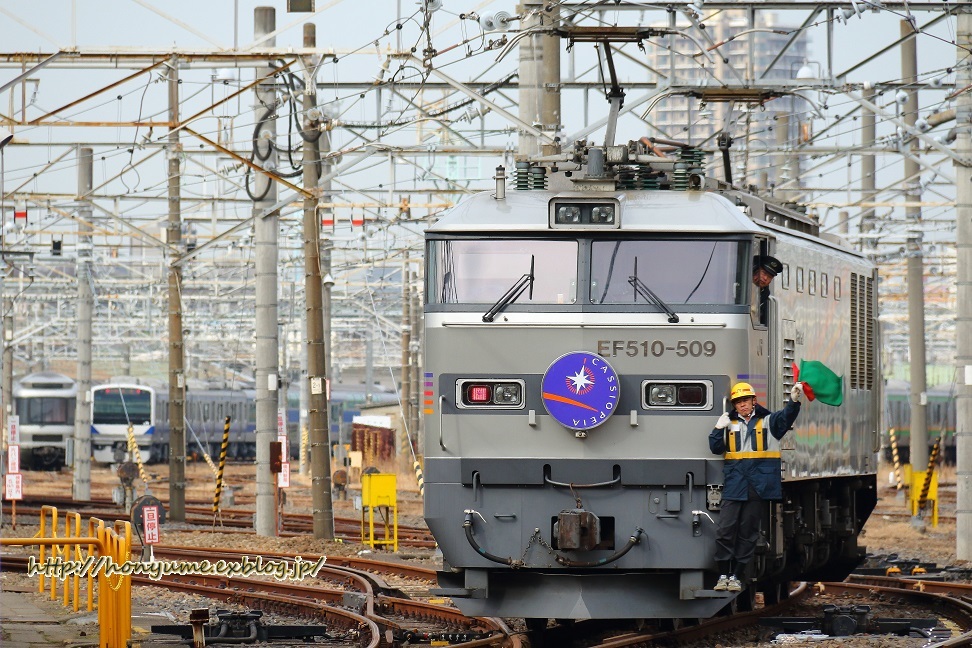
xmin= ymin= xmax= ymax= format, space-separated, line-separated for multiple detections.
xmin=15 ymin=397 xmax=75 ymax=425
xmin=428 ymin=239 xmax=577 ymax=304
xmin=591 ymin=239 xmax=749 ymax=305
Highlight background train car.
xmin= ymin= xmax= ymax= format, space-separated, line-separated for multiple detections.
xmin=90 ymin=380 xmax=156 ymax=464
xmin=883 ymin=380 xmax=957 ymax=464
xmin=153 ymin=388 xmax=256 ymax=463
xmin=423 ymin=142 xmax=880 ymax=624
xmin=12 ymin=371 xmax=77 ymax=469
xmin=149 ymin=383 xmax=400 ymax=463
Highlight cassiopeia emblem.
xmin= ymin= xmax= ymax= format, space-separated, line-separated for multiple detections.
xmin=541 ymin=351 xmax=620 ymax=431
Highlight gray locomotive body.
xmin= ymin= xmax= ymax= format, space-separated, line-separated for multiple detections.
xmin=423 ymin=153 xmax=879 ymax=621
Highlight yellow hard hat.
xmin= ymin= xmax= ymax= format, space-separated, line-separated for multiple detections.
xmin=730 ymin=382 xmax=756 ymax=401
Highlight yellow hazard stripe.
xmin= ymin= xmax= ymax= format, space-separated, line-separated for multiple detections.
xmin=724 ymin=451 xmax=781 ymax=460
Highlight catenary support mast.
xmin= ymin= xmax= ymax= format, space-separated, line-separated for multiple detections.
xmin=302 ymin=21 xmax=334 ymax=539
xmin=167 ymin=54 xmax=186 ymax=522
xmin=902 ymin=21 xmax=930 ymax=470
xmin=955 ymin=1 xmax=972 ymax=560
xmin=254 ymin=6 xmax=280 ymax=536
xmin=72 ymin=147 xmax=93 ymax=501
xmin=517 ymin=1 xmax=560 ymax=159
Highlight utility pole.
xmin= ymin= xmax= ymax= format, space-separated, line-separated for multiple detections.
xmin=302 ymin=21 xmax=334 ymax=539
xmin=72 ymin=146 xmax=93 ymax=501
xmin=860 ymin=93 xmax=877 ymax=241
xmin=365 ymin=331 xmax=374 ymax=404
xmin=253 ymin=6 xmax=280 ymax=537
xmin=2 ymin=314 xmax=12 ymax=446
xmin=167 ymin=54 xmax=186 ymax=522
xmin=775 ymin=115 xmax=799 ymax=202
xmin=954 ymin=1 xmax=972 ymax=560
xmin=902 ymin=20 xmax=929 ymax=470
xmin=399 ymin=257 xmax=411 ymax=475
xmin=517 ymin=1 xmax=560 ymax=158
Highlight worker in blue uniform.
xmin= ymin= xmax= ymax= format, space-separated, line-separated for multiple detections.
xmin=709 ymin=380 xmax=803 ymax=592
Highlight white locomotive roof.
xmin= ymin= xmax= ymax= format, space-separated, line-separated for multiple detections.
xmin=429 ymin=189 xmax=763 ymax=234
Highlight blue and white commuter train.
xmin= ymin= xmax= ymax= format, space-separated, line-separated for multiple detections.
xmin=90 ymin=380 xmax=156 ymax=464
xmin=13 ymin=370 xmax=399 ymax=467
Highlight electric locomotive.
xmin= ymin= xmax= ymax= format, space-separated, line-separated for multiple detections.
xmin=423 ymin=140 xmax=880 ymax=622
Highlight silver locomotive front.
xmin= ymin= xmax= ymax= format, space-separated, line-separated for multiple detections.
xmin=423 ymin=189 xmax=768 ymax=620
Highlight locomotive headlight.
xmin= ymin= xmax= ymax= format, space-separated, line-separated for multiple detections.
xmin=457 ymin=378 xmax=526 ymax=409
xmin=556 ymin=205 xmax=582 ymax=223
xmin=492 ymin=383 xmax=522 ymax=405
xmin=591 ymin=205 xmax=615 ymax=223
xmin=649 ymin=384 xmax=676 ymax=406
xmin=643 ymin=380 xmax=712 ymax=409
xmin=549 ymin=196 xmax=623 ymax=229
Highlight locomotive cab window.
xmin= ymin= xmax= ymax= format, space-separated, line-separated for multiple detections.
xmin=427 ymin=238 xmax=578 ymax=306
xmin=591 ymin=239 xmax=749 ymax=306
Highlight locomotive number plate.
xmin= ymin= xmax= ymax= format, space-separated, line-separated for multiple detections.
xmin=596 ymin=340 xmax=717 ymax=358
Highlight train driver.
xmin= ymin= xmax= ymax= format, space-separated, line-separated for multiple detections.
xmin=709 ymin=380 xmax=803 ymax=592
xmin=753 ymin=254 xmax=783 ymax=325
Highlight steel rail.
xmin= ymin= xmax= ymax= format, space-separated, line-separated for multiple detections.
xmin=818 ymin=581 xmax=972 ymax=646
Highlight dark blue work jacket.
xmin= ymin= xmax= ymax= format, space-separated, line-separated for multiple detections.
xmin=708 ymin=400 xmax=800 ymax=501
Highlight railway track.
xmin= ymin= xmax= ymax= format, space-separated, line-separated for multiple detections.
xmin=1 ymin=549 xmax=515 ymax=648
xmin=7 ymin=541 xmax=972 ymax=646
xmin=1 ymin=497 xmax=437 ymax=548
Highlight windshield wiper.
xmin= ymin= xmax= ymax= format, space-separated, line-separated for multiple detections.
xmin=483 ymin=255 xmax=534 ymax=322
xmin=628 ymin=257 xmax=679 ymax=323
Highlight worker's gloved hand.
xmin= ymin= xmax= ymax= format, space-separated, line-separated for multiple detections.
xmin=715 ymin=412 xmax=731 ymax=429
xmin=790 ymin=382 xmax=804 ymax=403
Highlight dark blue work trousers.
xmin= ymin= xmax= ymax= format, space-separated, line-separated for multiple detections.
xmin=714 ymin=494 xmax=765 ymax=580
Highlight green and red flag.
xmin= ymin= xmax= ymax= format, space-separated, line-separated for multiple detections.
xmin=792 ymin=360 xmax=844 ymax=407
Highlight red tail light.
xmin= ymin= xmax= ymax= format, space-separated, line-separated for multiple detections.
xmin=466 ymin=385 xmax=492 ymax=403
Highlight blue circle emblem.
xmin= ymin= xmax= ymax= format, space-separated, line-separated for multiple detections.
xmin=541 ymin=351 xmax=620 ymax=430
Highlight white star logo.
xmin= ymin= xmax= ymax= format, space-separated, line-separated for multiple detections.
xmin=568 ymin=368 xmax=593 ymax=392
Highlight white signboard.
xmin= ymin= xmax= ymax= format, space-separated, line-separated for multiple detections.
xmin=4 ymin=473 xmax=22 ymax=500
xmin=7 ymin=415 xmax=19 ymax=445
xmin=277 ymin=462 xmax=290 ymax=488
xmin=277 ymin=410 xmax=286 ymax=436
xmin=7 ymin=445 xmax=19 ymax=474
xmin=142 ymin=506 xmax=160 ymax=544
xmin=352 ymin=415 xmax=393 ymax=428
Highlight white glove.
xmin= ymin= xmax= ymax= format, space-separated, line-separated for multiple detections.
xmin=715 ymin=412 xmax=731 ymax=429
xmin=790 ymin=382 xmax=804 ymax=403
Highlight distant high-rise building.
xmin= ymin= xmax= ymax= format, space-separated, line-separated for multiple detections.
xmin=643 ymin=12 xmax=808 ymax=191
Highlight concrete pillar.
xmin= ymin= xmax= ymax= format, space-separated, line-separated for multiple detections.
xmin=72 ymin=147 xmax=93 ymax=500
xmin=167 ymin=55 xmax=186 ymax=522
xmin=954 ymin=2 xmax=972 ymax=559
xmin=301 ymin=19 xmax=334 ymax=538
xmin=517 ymin=1 xmax=560 ymax=158
xmin=902 ymin=20 xmax=929 ymax=469
xmin=253 ymin=6 xmax=280 ymax=536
